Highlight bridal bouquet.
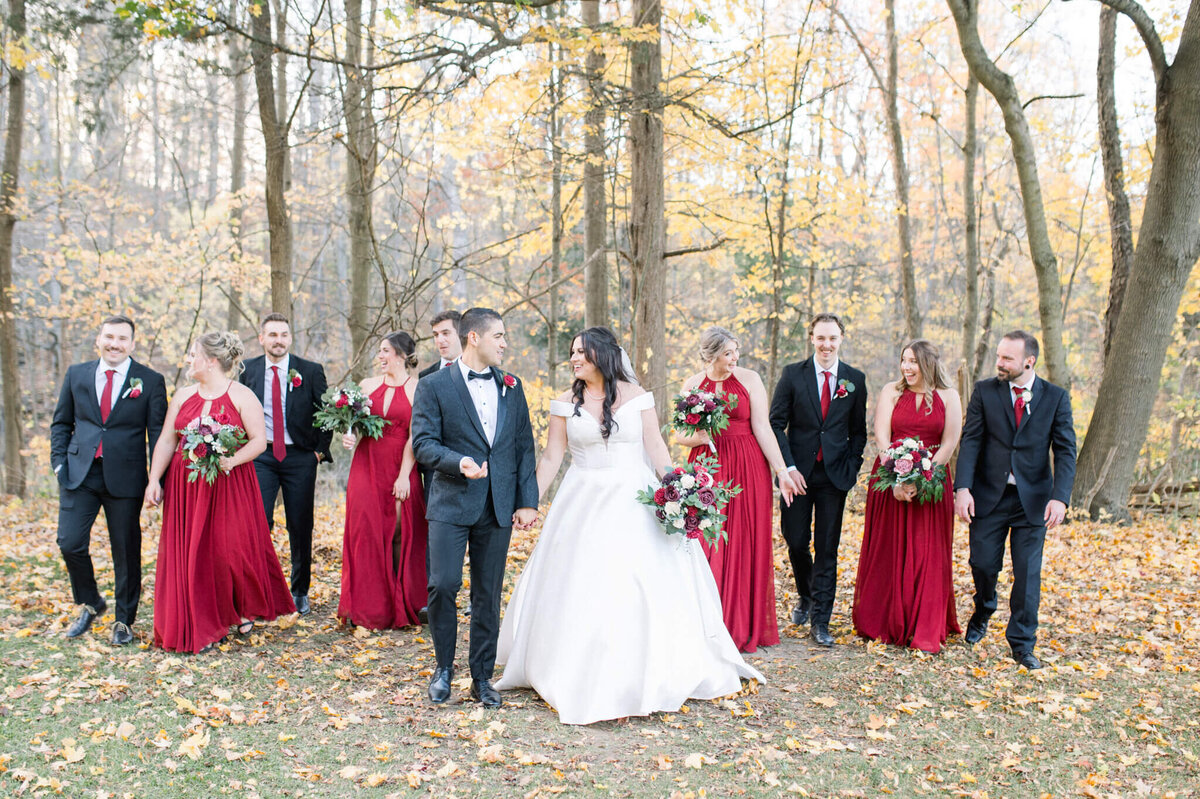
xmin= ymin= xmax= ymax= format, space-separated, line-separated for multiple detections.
xmin=669 ymin=389 xmax=737 ymax=451
xmin=181 ymin=412 xmax=249 ymax=485
xmin=636 ymin=456 xmax=742 ymax=548
xmin=313 ymin=383 xmax=387 ymax=439
xmin=870 ymin=437 xmax=948 ymax=504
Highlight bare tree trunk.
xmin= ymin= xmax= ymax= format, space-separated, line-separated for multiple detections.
xmin=960 ymin=72 xmax=980 ymax=381
xmin=1076 ymin=0 xmax=1200 ymax=520
xmin=945 ymin=0 xmax=1069 ymax=388
xmin=0 ymin=0 xmax=26 ymax=496
xmin=582 ymin=0 xmax=608 ymax=328
xmin=886 ymin=0 xmax=921 ymax=340
xmin=250 ymin=0 xmax=293 ymax=315
xmin=629 ymin=0 xmax=666 ymax=410
xmin=228 ymin=35 xmax=248 ymax=333
xmin=343 ymin=0 xmax=378 ymax=378
xmin=1097 ymin=6 xmax=1135 ymax=360
xmin=272 ymin=0 xmax=292 ymax=192
xmin=548 ymin=37 xmax=564 ymax=372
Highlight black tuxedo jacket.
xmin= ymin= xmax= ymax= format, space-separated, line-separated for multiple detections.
xmin=50 ymin=359 xmax=167 ymax=496
xmin=411 ymin=364 xmax=538 ymax=526
xmin=239 ymin=354 xmax=333 ymax=463
xmin=418 ymin=361 xmax=444 ymax=380
xmin=769 ymin=358 xmax=869 ymax=493
xmin=954 ymin=376 xmax=1077 ymax=526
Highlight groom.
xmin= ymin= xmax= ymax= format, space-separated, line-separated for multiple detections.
xmin=411 ymin=307 xmax=539 ymax=707
xmin=954 ymin=330 xmax=1076 ymax=670
xmin=769 ymin=312 xmax=868 ymax=647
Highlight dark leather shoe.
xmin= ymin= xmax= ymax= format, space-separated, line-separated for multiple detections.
xmin=292 ymin=595 xmax=311 ymax=616
xmin=428 ymin=667 xmax=453 ymax=704
xmin=1013 ymin=651 xmax=1043 ymax=670
xmin=791 ymin=598 xmax=811 ymax=626
xmin=66 ymin=601 xmax=107 ymax=639
xmin=964 ymin=612 xmax=989 ymax=645
xmin=810 ymin=623 xmax=834 ymax=647
xmin=471 ymin=679 xmax=502 ymax=708
xmin=418 ymin=606 xmax=429 ymax=625
xmin=111 ymin=621 xmax=133 ymax=646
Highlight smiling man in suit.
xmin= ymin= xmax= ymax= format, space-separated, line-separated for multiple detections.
xmin=954 ymin=330 xmax=1076 ymax=670
xmin=51 ymin=314 xmax=167 ymax=645
xmin=240 ymin=312 xmax=333 ymax=616
xmin=769 ymin=312 xmax=868 ymax=647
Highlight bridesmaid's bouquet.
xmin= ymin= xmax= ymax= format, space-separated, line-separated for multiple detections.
xmin=313 ymin=382 xmax=387 ymax=439
xmin=636 ymin=456 xmax=742 ymax=548
xmin=181 ymin=413 xmax=249 ymax=484
xmin=669 ymin=389 xmax=737 ymax=452
xmin=870 ymin=437 xmax=948 ymax=504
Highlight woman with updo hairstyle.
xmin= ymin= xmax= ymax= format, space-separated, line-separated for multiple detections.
xmin=338 ymin=330 xmax=429 ymax=630
xmin=675 ymin=326 xmax=796 ymax=653
xmin=852 ymin=339 xmax=962 ymax=653
xmin=145 ymin=331 xmax=295 ymax=654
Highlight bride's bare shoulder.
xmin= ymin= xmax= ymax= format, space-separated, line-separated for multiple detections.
xmin=555 ymin=389 xmax=575 ymax=403
xmin=618 ymin=382 xmax=648 ymax=403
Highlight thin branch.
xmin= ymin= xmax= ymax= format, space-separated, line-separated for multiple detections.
xmin=664 ymin=237 xmax=728 ymax=260
xmin=1022 ymin=92 xmax=1085 ymax=109
xmin=1077 ymin=0 xmax=1169 ymax=85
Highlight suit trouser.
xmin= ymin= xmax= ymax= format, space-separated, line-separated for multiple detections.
xmin=968 ymin=484 xmax=1046 ymax=655
xmin=253 ymin=446 xmax=318 ymax=597
xmin=426 ymin=497 xmax=510 ymax=680
xmin=57 ymin=459 xmax=142 ymax=625
xmin=779 ymin=461 xmax=847 ymax=626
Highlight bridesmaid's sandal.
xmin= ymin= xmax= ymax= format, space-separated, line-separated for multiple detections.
xmin=237 ymin=620 xmax=254 ymax=636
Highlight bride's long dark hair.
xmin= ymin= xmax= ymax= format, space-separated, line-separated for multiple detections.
xmin=571 ymin=327 xmax=636 ymax=441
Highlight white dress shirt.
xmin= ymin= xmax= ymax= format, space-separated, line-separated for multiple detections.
xmin=813 ymin=357 xmax=840 ymax=395
xmin=1007 ymin=371 xmax=1035 ymax=484
xmin=459 ymin=360 xmax=498 ymax=446
xmin=264 ymin=354 xmax=294 ymax=446
xmin=95 ymin=357 xmax=132 ymax=413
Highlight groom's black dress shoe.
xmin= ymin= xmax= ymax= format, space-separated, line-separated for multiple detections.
xmin=66 ymin=600 xmax=107 ymax=639
xmin=1013 ymin=651 xmax=1043 ymax=670
xmin=471 ymin=679 xmax=503 ymax=708
xmin=418 ymin=606 xmax=429 ymax=625
xmin=964 ymin=612 xmax=989 ymax=645
xmin=111 ymin=621 xmax=134 ymax=647
xmin=292 ymin=595 xmax=311 ymax=616
xmin=428 ymin=667 xmax=454 ymax=704
xmin=791 ymin=598 xmax=811 ymax=626
xmin=810 ymin=623 xmax=834 ymax=647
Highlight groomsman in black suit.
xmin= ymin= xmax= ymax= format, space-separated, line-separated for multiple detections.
xmin=955 ymin=330 xmax=1076 ymax=670
xmin=239 ymin=313 xmax=333 ymax=616
xmin=412 ymin=307 xmax=539 ymax=707
xmin=770 ymin=312 xmax=868 ymax=647
xmin=51 ymin=315 xmax=167 ymax=645
xmin=418 ymin=310 xmax=462 ymax=498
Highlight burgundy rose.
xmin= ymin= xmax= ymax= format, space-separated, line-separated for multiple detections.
xmin=686 ymin=529 xmax=703 ymax=540
xmin=686 ymin=394 xmax=700 ymax=405
xmin=503 ymin=374 xmax=516 ymax=388
xmin=704 ymin=400 xmax=716 ymax=412
xmin=686 ymin=505 xmax=699 ymax=517
xmin=653 ymin=487 xmax=667 ymax=506
xmin=664 ymin=484 xmax=681 ymax=502
xmin=695 ymin=471 xmax=713 ymax=488
xmin=129 ymin=388 xmax=142 ymax=398
xmin=194 ymin=442 xmax=209 ymax=458
xmin=684 ymin=514 xmax=701 ymax=531
xmin=685 ymin=413 xmax=701 ymax=426
xmin=335 ymin=395 xmax=349 ymax=408
xmin=662 ymin=471 xmax=679 ymax=484
xmin=697 ymin=487 xmax=716 ymax=506
xmin=655 ymin=509 xmax=667 ymax=521
xmin=290 ymin=375 xmax=302 ymax=388
xmin=923 ymin=470 xmax=934 ymax=480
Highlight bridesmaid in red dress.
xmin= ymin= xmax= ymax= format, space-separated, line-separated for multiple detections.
xmin=338 ymin=331 xmax=428 ymax=630
xmin=853 ymin=339 xmax=962 ymax=653
xmin=145 ymin=332 xmax=295 ymax=654
xmin=677 ymin=327 xmax=798 ymax=653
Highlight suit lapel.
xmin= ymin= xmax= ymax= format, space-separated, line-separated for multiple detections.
xmin=996 ymin=379 xmax=1017 ymax=434
xmin=246 ymin=357 xmax=266 ymax=403
xmin=492 ymin=368 xmax=509 ymax=443
xmin=450 ymin=365 xmax=490 ymax=446
xmin=84 ymin=359 xmax=101 ymax=418
xmin=799 ymin=359 xmax=822 ymax=422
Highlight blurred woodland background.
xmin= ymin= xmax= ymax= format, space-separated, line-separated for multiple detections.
xmin=0 ymin=0 xmax=1197 ymax=519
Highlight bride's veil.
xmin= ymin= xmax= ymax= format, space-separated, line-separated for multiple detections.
xmin=618 ymin=347 xmax=640 ymax=386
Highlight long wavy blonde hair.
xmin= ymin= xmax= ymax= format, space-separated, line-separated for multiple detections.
xmin=892 ymin=339 xmax=949 ymax=414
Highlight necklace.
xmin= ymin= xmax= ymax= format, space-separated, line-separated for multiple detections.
xmin=584 ymin=386 xmax=606 ymax=401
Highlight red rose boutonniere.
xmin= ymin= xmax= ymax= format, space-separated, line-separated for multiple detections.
xmin=502 ymin=373 xmax=516 ymax=396
xmin=834 ymin=378 xmax=855 ymax=400
xmin=122 ymin=378 xmax=144 ymax=399
xmin=288 ymin=368 xmax=302 ymax=389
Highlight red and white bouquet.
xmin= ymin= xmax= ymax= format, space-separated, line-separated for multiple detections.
xmin=313 ymin=382 xmax=387 ymax=439
xmin=870 ymin=437 xmax=948 ymax=504
xmin=636 ymin=456 xmax=742 ymax=547
xmin=181 ymin=411 xmax=249 ymax=484
xmin=670 ymin=389 xmax=737 ymax=451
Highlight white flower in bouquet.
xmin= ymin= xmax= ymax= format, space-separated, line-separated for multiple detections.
xmin=680 ymin=474 xmax=696 ymax=489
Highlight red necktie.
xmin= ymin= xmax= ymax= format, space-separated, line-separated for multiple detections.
xmin=97 ymin=369 xmax=115 ymax=458
xmin=442 ymin=361 xmax=451 ymax=369
xmin=271 ymin=365 xmax=287 ymax=462
xmin=817 ymin=370 xmax=832 ymax=462
xmin=1013 ymin=385 xmax=1026 ymax=427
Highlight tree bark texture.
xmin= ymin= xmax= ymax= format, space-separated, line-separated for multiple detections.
xmin=1076 ymin=0 xmax=1200 ymax=519
xmin=0 ymin=0 xmax=27 ymax=496
xmin=960 ymin=72 xmax=980 ymax=383
xmin=582 ymin=0 xmax=608 ymax=328
xmin=886 ymin=0 xmax=922 ymax=340
xmin=945 ymin=0 xmax=1070 ymax=388
xmin=228 ymin=34 xmax=248 ymax=333
xmin=343 ymin=0 xmax=377 ymax=379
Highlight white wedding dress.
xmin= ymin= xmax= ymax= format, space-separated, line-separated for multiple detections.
xmin=495 ymin=392 xmax=764 ymax=725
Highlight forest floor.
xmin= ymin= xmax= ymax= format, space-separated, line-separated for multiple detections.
xmin=0 ymin=495 xmax=1197 ymax=798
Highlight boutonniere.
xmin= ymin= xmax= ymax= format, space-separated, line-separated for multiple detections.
xmin=834 ymin=379 xmax=855 ymax=400
xmin=501 ymin=372 xmax=516 ymax=396
xmin=122 ymin=378 xmax=143 ymax=399
xmin=287 ymin=368 xmax=302 ymax=389
xmin=1015 ymin=387 xmax=1032 ymax=405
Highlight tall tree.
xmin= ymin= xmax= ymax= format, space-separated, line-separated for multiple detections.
xmin=1075 ymin=0 xmax=1200 ymax=519
xmin=628 ymin=0 xmax=666 ymax=405
xmin=960 ymin=72 xmax=980 ymax=382
xmin=0 ymin=0 xmax=27 ymax=496
xmin=582 ymin=0 xmax=607 ymax=327
xmin=944 ymin=0 xmax=1070 ymax=388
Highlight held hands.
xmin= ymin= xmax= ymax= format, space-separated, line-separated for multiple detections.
xmin=1044 ymin=499 xmax=1067 ymax=530
xmin=393 ymin=474 xmax=411 ymax=501
xmin=460 ymin=457 xmax=489 ymax=480
xmin=954 ymin=488 xmax=975 ymax=522
xmin=776 ymin=470 xmax=798 ymax=506
xmin=512 ymin=507 xmax=539 ymax=530
xmin=789 ymin=470 xmax=807 ymax=496
xmin=144 ymin=482 xmax=163 ymax=507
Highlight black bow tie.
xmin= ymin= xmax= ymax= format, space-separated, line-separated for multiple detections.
xmin=467 ymin=370 xmax=492 ymax=381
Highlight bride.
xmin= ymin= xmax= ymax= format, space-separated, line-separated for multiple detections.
xmin=495 ymin=327 xmax=764 ymax=724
